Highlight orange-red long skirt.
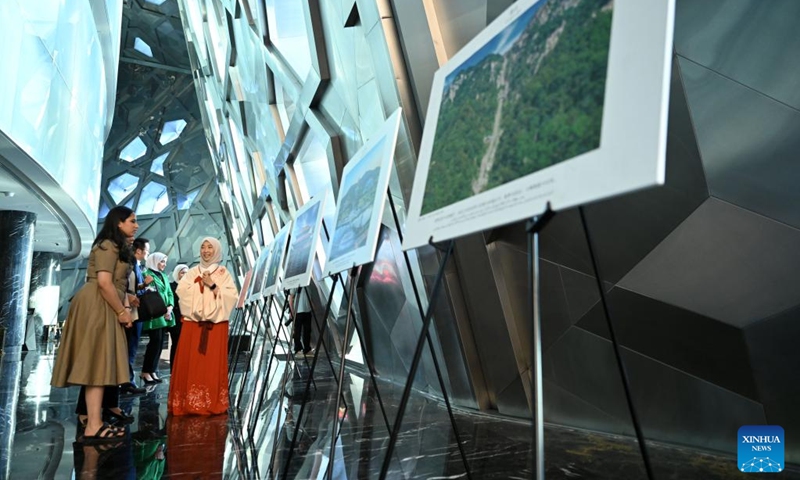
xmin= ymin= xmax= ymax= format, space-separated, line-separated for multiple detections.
xmin=168 ymin=320 xmax=229 ymax=415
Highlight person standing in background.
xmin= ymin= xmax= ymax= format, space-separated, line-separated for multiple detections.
xmin=169 ymin=237 xmax=238 ymax=415
xmin=122 ymin=237 xmax=151 ymax=395
xmin=289 ymin=288 xmax=313 ymax=356
xmin=168 ymin=264 xmax=189 ymax=370
xmin=139 ymin=252 xmax=174 ymax=384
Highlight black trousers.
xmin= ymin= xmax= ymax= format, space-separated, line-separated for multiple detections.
xmin=142 ymin=327 xmax=164 ymax=374
xmin=293 ymin=311 xmax=312 ymax=353
xmin=75 ymin=386 xmax=119 ymax=415
xmin=167 ymin=320 xmax=182 ymax=370
xmin=125 ymin=321 xmax=143 ymax=384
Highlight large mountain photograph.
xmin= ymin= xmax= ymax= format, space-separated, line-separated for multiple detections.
xmin=421 ymin=0 xmax=613 ymax=215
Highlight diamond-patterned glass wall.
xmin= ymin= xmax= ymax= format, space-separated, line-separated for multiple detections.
xmin=59 ymin=0 xmax=236 ymax=311
xmin=171 ymin=0 xmax=800 ymax=473
xmin=176 ymin=0 xmax=460 ymax=401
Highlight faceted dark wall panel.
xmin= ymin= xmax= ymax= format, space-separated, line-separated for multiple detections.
xmin=618 ymin=198 xmax=800 ymax=327
xmin=745 ymin=305 xmax=800 ymax=463
xmin=680 ymin=57 xmax=800 ymax=230
xmin=577 ymin=287 xmax=758 ymax=400
xmin=675 ymin=0 xmax=800 ymax=111
xmin=544 ymin=327 xmax=766 ymax=455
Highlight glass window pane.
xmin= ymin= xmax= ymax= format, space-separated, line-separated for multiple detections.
xmin=134 ymin=37 xmax=153 ymax=57
xmin=151 ymin=152 xmax=168 ymax=176
xmin=120 ymin=136 xmax=147 ymax=162
xmin=98 ymin=199 xmax=110 ymax=219
xmin=108 ymin=173 xmax=139 ymax=203
xmin=137 ymin=181 xmax=169 ymax=214
xmin=264 ymin=0 xmax=311 ymax=80
xmin=159 ymin=119 xmax=187 ymax=145
xmin=177 ymin=188 xmax=200 ymax=210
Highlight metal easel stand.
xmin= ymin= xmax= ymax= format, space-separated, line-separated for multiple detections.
xmin=578 ymin=206 xmax=654 ymax=480
xmin=383 ymin=192 xmax=473 ymax=480
xmin=334 ymin=270 xmax=393 ymax=435
xmin=325 ymin=265 xmax=360 ymax=480
xmin=227 ymin=305 xmax=245 ymax=377
xmin=525 ymin=205 xmax=555 ymax=480
xmin=235 ymin=295 xmax=274 ymax=410
xmin=266 ymin=321 xmax=300 ymax=480
xmin=247 ymin=295 xmax=294 ymax=437
xmin=378 ymin=238 xmax=455 ymax=480
xmin=229 ymin=303 xmax=255 ymax=383
xmin=280 ymin=275 xmax=344 ymax=479
xmin=303 ymin=283 xmax=347 ymax=380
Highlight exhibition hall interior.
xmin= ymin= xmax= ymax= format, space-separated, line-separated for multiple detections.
xmin=1 ymin=0 xmax=799 ymax=478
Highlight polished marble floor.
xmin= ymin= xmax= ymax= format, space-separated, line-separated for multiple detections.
xmin=5 ymin=338 xmax=800 ymax=479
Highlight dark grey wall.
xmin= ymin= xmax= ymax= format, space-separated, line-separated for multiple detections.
xmin=398 ymin=0 xmax=800 ymax=465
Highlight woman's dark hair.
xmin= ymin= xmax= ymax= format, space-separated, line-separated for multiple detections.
xmin=94 ymin=206 xmax=135 ymax=263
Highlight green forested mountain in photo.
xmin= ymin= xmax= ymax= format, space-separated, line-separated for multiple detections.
xmin=422 ymin=0 xmax=613 ymax=215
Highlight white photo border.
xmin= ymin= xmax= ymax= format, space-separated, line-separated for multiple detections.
xmin=402 ymin=0 xmax=675 ymax=249
xmin=282 ymin=195 xmax=327 ymax=290
xmin=246 ymin=246 xmax=271 ymax=304
xmin=323 ymin=108 xmax=403 ymax=276
xmin=263 ymin=222 xmax=292 ymax=297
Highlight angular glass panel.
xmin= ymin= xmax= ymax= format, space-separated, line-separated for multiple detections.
xmin=145 ymin=0 xmax=168 ymax=5
xmin=159 ymin=119 xmax=188 ymax=144
xmin=119 ymin=136 xmax=147 ymax=162
xmin=260 ymin=213 xmax=275 ymax=246
xmin=177 ymin=188 xmax=200 ymax=210
xmin=264 ymin=0 xmax=311 ymax=80
xmin=98 ymin=199 xmax=110 ymax=219
xmin=137 ymin=181 xmax=169 ymax=215
xmin=108 ymin=173 xmax=139 ymax=203
xmin=205 ymin=0 xmax=229 ymax=80
xmin=134 ymin=37 xmax=153 ymax=57
xmin=151 ymin=152 xmax=169 ymax=176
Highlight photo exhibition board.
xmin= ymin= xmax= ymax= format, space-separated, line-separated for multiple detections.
xmin=323 ymin=108 xmax=403 ymax=276
xmin=282 ymin=195 xmax=327 ymax=290
xmin=402 ymin=0 xmax=675 ymax=249
xmin=262 ymin=223 xmax=292 ymax=297
xmin=246 ymin=245 xmax=271 ymax=304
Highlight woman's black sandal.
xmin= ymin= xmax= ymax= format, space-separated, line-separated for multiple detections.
xmin=80 ymin=422 xmax=126 ymax=444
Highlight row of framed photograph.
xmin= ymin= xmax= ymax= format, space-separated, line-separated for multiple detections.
xmin=242 ymin=0 xmax=674 ymax=304
xmin=244 ymin=109 xmax=402 ymax=304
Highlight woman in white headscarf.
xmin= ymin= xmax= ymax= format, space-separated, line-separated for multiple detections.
xmin=167 ymin=263 xmax=189 ymax=370
xmin=169 ymin=237 xmax=238 ymax=415
xmin=140 ymin=252 xmax=174 ymax=384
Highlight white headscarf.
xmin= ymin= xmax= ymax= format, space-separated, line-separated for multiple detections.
xmin=199 ymin=237 xmax=223 ymax=272
xmin=145 ymin=252 xmax=167 ymax=272
xmin=172 ymin=263 xmax=189 ymax=283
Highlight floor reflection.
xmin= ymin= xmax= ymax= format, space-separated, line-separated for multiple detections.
xmin=166 ymin=414 xmax=228 ymax=478
xmin=8 ymin=344 xmax=231 ymax=480
xmin=9 ymin=342 xmax=800 ymax=479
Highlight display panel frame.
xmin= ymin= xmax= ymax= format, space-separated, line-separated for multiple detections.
xmin=402 ymin=0 xmax=675 ymax=249
xmin=282 ymin=194 xmax=326 ymax=290
xmin=323 ymin=108 xmax=402 ymax=276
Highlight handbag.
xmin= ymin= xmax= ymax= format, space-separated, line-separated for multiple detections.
xmin=127 ymin=270 xmax=139 ymax=322
xmin=138 ymin=288 xmax=168 ymax=322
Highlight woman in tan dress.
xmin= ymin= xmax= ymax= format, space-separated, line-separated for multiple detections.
xmin=51 ymin=206 xmax=138 ymax=442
